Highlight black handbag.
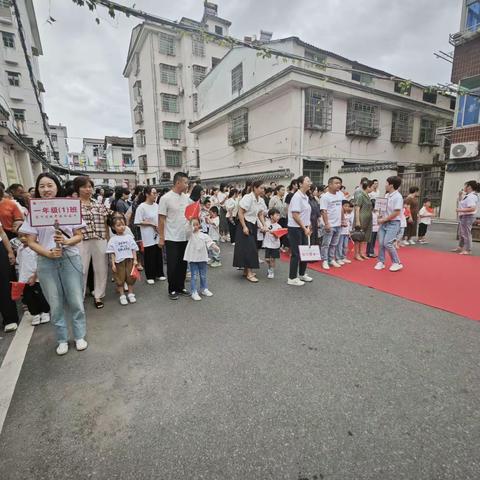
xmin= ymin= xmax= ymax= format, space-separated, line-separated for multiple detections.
xmin=351 ymin=227 xmax=366 ymax=243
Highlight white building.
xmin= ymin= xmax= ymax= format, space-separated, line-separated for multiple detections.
xmin=123 ymin=2 xmax=233 ymax=185
xmin=104 ymin=136 xmax=134 ymax=171
xmin=190 ymin=37 xmax=454 ymax=199
xmin=49 ymin=124 xmax=69 ymax=166
xmin=81 ymin=137 xmax=105 ymax=170
xmin=0 ymin=0 xmax=48 ymax=187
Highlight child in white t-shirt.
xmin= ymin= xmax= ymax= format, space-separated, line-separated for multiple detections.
xmin=184 ymin=217 xmax=220 ymax=301
xmin=418 ymin=199 xmax=434 ymax=244
xmin=336 ymin=200 xmax=353 ymax=264
xmin=206 ymin=206 xmax=221 ymax=267
xmin=200 ymin=198 xmax=211 ymax=234
xmin=263 ymin=208 xmax=282 ymax=279
xmin=106 ymin=216 xmax=139 ymax=306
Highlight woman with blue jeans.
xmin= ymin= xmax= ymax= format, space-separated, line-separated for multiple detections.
xmin=20 ymin=173 xmax=88 ymax=356
xmin=374 ymin=176 xmax=404 ymax=272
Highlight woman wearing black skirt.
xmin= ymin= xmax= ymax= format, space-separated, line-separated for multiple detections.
xmin=233 ymin=181 xmax=267 ymax=283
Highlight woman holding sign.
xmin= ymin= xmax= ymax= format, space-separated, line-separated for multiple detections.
xmin=287 ymin=176 xmax=313 ymax=286
xmin=19 ymin=173 xmax=88 ymax=356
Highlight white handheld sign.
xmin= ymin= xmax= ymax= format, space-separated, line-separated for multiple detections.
xmin=29 ymin=198 xmax=82 ymax=227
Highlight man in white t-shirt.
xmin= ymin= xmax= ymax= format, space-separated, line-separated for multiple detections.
xmin=320 ymin=176 xmax=345 ymax=270
xmin=374 ymin=176 xmax=404 ymax=272
xmin=158 ymin=172 xmax=191 ymax=300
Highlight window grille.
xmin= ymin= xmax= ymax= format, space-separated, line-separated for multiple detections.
xmin=0 ymin=1 xmax=11 ymax=8
xmin=192 ymin=93 xmax=198 ymax=113
xmin=192 ymin=35 xmax=205 ymax=57
xmin=134 ymin=105 xmax=143 ymax=124
xmin=13 ymin=108 xmax=25 ymax=121
xmin=351 ymin=71 xmax=374 ymax=86
xmin=139 ymin=155 xmax=147 ymax=171
xmin=192 ymin=65 xmax=206 ymax=87
xmin=7 ymin=71 xmax=20 ymax=86
xmin=135 ymin=130 xmax=145 ymax=147
xmin=133 ymin=80 xmax=142 ymax=103
xmin=422 ymin=90 xmax=437 ymax=104
xmin=346 ymin=99 xmax=380 ymax=137
xmin=228 ymin=108 xmax=248 ymax=146
xmin=231 ymin=63 xmax=243 ymax=94
xmin=215 ymin=25 xmax=223 ymax=35
xmin=419 ymin=118 xmax=439 ymax=145
xmin=304 ymin=89 xmax=332 ymax=131
xmin=160 ymin=64 xmax=177 ymax=85
xmin=305 ymin=49 xmax=326 ymax=66
xmin=51 ymin=134 xmax=58 ymax=142
xmin=165 ymin=150 xmax=181 ymax=167
xmin=163 ymin=122 xmax=180 ymax=140
xmin=122 ymin=154 xmax=133 ymax=166
xmin=2 ymin=31 xmax=14 ymax=48
xmin=195 ymin=149 xmax=200 ymax=168
xmin=391 ymin=111 xmax=413 ymax=143
xmin=161 ymin=94 xmax=178 ymax=113
xmin=159 ymin=32 xmax=175 ymax=56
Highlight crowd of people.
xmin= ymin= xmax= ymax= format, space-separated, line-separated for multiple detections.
xmin=0 ymin=172 xmax=478 ymax=356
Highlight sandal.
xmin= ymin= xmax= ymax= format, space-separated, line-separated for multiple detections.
xmin=246 ymin=275 xmax=259 ymax=283
xmin=94 ymin=300 xmax=104 ymax=309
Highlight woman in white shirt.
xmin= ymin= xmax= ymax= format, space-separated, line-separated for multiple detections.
xmin=454 ymin=180 xmax=479 ymax=255
xmin=134 ymin=186 xmax=165 ymax=284
xmin=233 ymin=180 xmax=267 ymax=282
xmin=19 ymin=173 xmax=88 ymax=356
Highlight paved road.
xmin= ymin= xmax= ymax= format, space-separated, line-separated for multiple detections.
xmin=0 ymin=225 xmax=479 ymax=479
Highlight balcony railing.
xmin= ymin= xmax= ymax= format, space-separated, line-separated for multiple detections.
xmin=436 ymin=125 xmax=453 ymax=136
xmin=449 ymin=26 xmax=480 ymax=46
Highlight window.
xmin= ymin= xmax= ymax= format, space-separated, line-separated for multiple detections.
xmin=12 ymin=108 xmax=25 ymax=121
xmin=2 ymin=31 xmax=14 ymax=48
xmin=215 ymin=25 xmax=223 ymax=35
xmin=419 ymin=118 xmax=438 ymax=145
xmin=146 ymin=178 xmax=150 ymax=185
xmin=391 ymin=111 xmax=413 ymax=143
xmin=212 ymin=57 xmax=221 ymax=69
xmin=351 ymin=71 xmax=374 ymax=86
xmin=133 ymin=80 xmax=142 ymax=103
xmin=51 ymin=134 xmax=58 ymax=143
xmin=122 ymin=153 xmax=133 ymax=166
xmin=346 ymin=99 xmax=380 ymax=137
xmin=163 ymin=121 xmax=180 ymax=140
xmin=161 ymin=94 xmax=178 ymax=113
xmin=192 ymin=93 xmax=198 ymax=113
xmin=135 ymin=129 xmax=146 ymax=147
xmin=192 ymin=35 xmax=205 ymax=57
xmin=152 ymin=177 xmax=156 ymax=185
xmin=165 ymin=150 xmax=181 ymax=167
xmin=394 ymin=80 xmax=411 ymax=96
xmin=139 ymin=154 xmax=147 ymax=171
xmin=304 ymin=89 xmax=333 ymax=131
xmin=450 ymin=97 xmax=457 ymax=110
xmin=134 ymin=105 xmax=144 ymax=124
xmin=159 ymin=32 xmax=175 ymax=56
xmin=305 ymin=49 xmax=326 ymax=66
xmin=466 ymin=0 xmax=480 ymax=31
xmin=231 ymin=63 xmax=243 ymax=94
xmin=192 ymin=65 xmax=207 ymax=87
xmin=0 ymin=1 xmax=11 ymax=8
xmin=160 ymin=64 xmax=177 ymax=85
xmin=7 ymin=71 xmax=20 ymax=86
xmin=423 ymin=90 xmax=437 ymax=104
xmin=195 ymin=149 xmax=200 ymax=168
xmin=228 ymin=108 xmax=248 ymax=145
xmin=456 ymin=76 xmax=480 ymax=127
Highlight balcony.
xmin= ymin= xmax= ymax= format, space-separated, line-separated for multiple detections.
xmin=449 ymin=27 xmax=480 ymax=47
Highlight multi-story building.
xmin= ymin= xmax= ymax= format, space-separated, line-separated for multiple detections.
xmin=123 ymin=2 xmax=233 ymax=185
xmin=104 ymin=136 xmax=134 ymax=171
xmin=81 ymin=137 xmax=105 ymax=170
xmin=440 ymin=0 xmax=480 ymax=220
xmin=48 ymin=124 xmax=69 ymax=166
xmin=190 ymin=38 xmax=454 ymax=202
xmin=0 ymin=0 xmax=48 ymax=187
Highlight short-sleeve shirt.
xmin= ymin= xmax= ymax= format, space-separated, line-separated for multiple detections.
xmin=239 ymin=193 xmax=265 ymax=224
xmin=263 ymin=220 xmax=281 ymax=249
xmin=106 ymin=234 xmax=139 ymax=263
xmin=18 ymin=215 xmax=85 ymax=256
xmin=81 ymin=200 xmax=108 ymax=241
xmin=385 ymin=190 xmax=403 ymax=219
xmin=158 ymin=190 xmax=190 ymax=242
xmin=288 ymin=191 xmax=311 ymax=227
xmin=459 ymin=192 xmax=477 ymax=216
xmin=320 ymin=191 xmax=343 ymax=227
xmin=0 ymin=198 xmax=24 ymax=232
xmin=134 ymin=202 xmax=159 ymax=247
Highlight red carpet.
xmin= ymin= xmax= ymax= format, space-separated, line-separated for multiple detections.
xmin=283 ymin=248 xmax=479 ymax=321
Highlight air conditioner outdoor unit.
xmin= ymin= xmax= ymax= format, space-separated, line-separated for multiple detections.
xmin=450 ymin=142 xmax=479 ymax=159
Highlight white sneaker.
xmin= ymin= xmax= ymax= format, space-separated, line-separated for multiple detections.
xmin=146 ymin=279 xmax=155 ymax=285
xmin=401 ymin=240 xmax=409 ymax=246
xmin=127 ymin=293 xmax=136 ymax=303
xmin=119 ymin=295 xmax=128 ymax=306
xmin=374 ymin=262 xmax=385 ymax=270
xmin=75 ymin=338 xmax=88 ymax=351
xmin=201 ymin=289 xmax=213 ymax=297
xmin=299 ymin=274 xmax=313 ymax=282
xmin=31 ymin=315 xmax=41 ymax=326
xmin=342 ymin=259 xmax=352 ymax=264
xmin=210 ymin=261 xmax=222 ymax=268
xmin=56 ymin=342 xmax=69 ymax=355
xmin=322 ymin=261 xmax=330 ymax=270
xmin=389 ymin=263 xmax=404 ymax=272
xmin=158 ymin=276 xmax=166 ymax=281
xmin=336 ymin=259 xmax=345 ymax=265
xmin=191 ymin=292 xmax=202 ymax=301
xmin=40 ymin=312 xmax=50 ymax=324
xmin=409 ymin=240 xmax=416 ymax=245
xmin=330 ymin=261 xmax=342 ymax=268
xmin=4 ymin=323 xmax=17 ymax=333
xmin=267 ymin=269 xmax=274 ymax=279
xmin=287 ymin=277 xmax=305 ymax=286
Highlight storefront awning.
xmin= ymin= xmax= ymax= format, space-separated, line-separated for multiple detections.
xmin=200 ymin=169 xmax=294 ymax=186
